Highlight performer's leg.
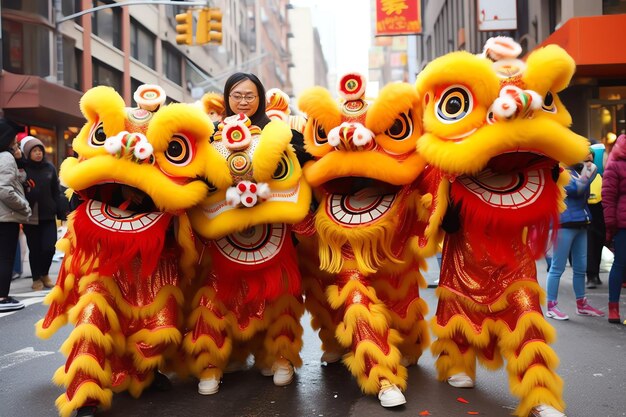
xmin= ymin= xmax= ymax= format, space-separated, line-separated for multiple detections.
xmin=497 ymin=289 xmax=565 ymax=417
xmin=302 ymin=274 xmax=345 ymax=363
xmin=125 ymin=293 xmax=182 ymax=397
xmin=431 ymin=331 xmax=477 ymax=387
xmin=53 ymin=278 xmax=118 ymax=417
xmin=330 ymin=270 xmax=406 ymax=407
xmin=257 ymin=294 xmax=305 ymax=386
xmin=183 ymin=285 xmax=232 ymax=395
xmin=372 ymin=267 xmax=429 ymax=367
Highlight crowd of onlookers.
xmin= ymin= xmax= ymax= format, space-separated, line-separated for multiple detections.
xmin=545 ymin=134 xmax=626 ymax=324
xmin=0 ymin=119 xmax=67 ymax=312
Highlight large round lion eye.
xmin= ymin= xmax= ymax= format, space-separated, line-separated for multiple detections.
xmin=385 ymin=111 xmax=413 ymax=141
xmin=542 ymin=91 xmax=556 ymax=113
xmin=272 ymin=153 xmax=291 ymax=180
xmin=89 ymin=123 xmax=107 ymax=147
xmin=165 ymin=134 xmax=193 ymax=166
xmin=436 ymin=85 xmax=473 ymax=123
xmin=313 ymin=119 xmax=328 ymax=145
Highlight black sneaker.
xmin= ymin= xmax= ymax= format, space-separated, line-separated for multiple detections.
xmin=150 ymin=371 xmax=172 ymax=392
xmin=586 ymin=279 xmax=597 ymax=289
xmin=0 ymin=296 xmax=25 ymax=312
xmin=75 ymin=405 xmax=97 ymax=417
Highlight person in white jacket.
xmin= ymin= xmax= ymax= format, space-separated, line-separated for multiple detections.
xmin=0 ymin=119 xmax=32 ymax=311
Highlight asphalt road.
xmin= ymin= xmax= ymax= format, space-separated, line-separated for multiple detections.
xmin=1 ymin=256 xmax=625 ymax=417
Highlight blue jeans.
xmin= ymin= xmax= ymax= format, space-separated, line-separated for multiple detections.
xmin=546 ymin=227 xmax=587 ymax=302
xmin=608 ymin=228 xmax=626 ymax=303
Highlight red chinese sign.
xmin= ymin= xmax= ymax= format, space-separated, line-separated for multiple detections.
xmin=375 ymin=0 xmax=422 ymax=36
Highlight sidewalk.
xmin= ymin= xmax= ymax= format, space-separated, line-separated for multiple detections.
xmin=10 ymin=247 xmax=63 ymax=297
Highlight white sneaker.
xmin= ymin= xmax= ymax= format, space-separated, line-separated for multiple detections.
xmin=530 ymin=404 xmax=567 ymax=417
xmin=320 ymin=350 xmax=343 ymax=364
xmin=447 ymin=372 xmax=475 ymax=388
xmin=271 ymin=359 xmax=294 ymax=386
xmin=378 ymin=380 xmax=406 ymax=407
xmin=198 ymin=377 xmax=220 ymax=395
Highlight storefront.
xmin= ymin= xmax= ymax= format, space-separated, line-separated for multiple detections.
xmin=538 ymin=14 xmax=626 ymax=148
xmin=0 ymin=71 xmax=84 ymax=167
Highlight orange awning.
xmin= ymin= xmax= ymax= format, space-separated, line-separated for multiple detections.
xmin=536 ymin=14 xmax=626 ymax=78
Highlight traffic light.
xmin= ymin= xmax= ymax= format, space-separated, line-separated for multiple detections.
xmin=196 ymin=8 xmax=209 ymax=44
xmin=175 ymin=10 xmax=192 ymax=45
xmin=208 ymin=7 xmax=223 ymax=44
xmin=196 ymin=7 xmax=223 ymax=45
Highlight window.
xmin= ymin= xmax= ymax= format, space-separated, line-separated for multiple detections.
xmin=130 ymin=19 xmax=156 ymax=69
xmin=92 ymin=58 xmax=122 ymax=91
xmin=131 ymin=78 xmax=143 ymax=107
xmin=163 ymin=45 xmax=182 ymax=85
xmin=603 ymin=0 xmax=626 ymax=14
xmin=1 ymin=20 xmax=51 ymax=77
xmin=62 ymin=37 xmax=82 ymax=90
xmin=3 ymin=0 xmax=49 ymax=19
xmin=92 ymin=1 xmax=122 ymax=49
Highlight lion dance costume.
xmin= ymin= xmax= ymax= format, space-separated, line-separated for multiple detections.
xmin=297 ymin=73 xmax=433 ymax=407
xmin=183 ymin=113 xmax=312 ymax=395
xmin=415 ymin=37 xmax=589 ymax=417
xmin=35 ymin=85 xmax=230 ymax=417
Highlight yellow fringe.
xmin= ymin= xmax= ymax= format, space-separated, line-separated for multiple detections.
xmin=315 ymin=203 xmax=402 ymax=274
xmin=127 ymin=373 xmax=154 ymax=398
xmin=52 ymin=356 xmax=112 ymax=388
xmin=431 ymin=338 xmax=477 ymax=380
xmin=326 ymin=280 xmax=381 ymax=309
xmin=59 ymin=324 xmax=117 ymax=356
xmin=35 ymin=316 xmax=68 ymax=340
xmin=343 ymin=329 xmax=406 ymax=394
xmin=175 ymin=213 xmax=199 ymax=284
xmin=371 ymin=268 xmax=426 ymax=298
xmin=183 ymin=330 xmax=232 ymax=360
xmin=504 ymin=340 xmax=560 ymax=377
xmin=435 ymin=281 xmax=545 ymax=313
xmin=55 ymin=382 xmax=112 ymax=417
xmin=85 ymin=277 xmax=184 ymax=321
xmin=516 ymin=386 xmax=566 ymax=417
xmin=430 ymin=315 xmax=493 ymax=348
xmin=336 ymin=303 xmax=392 ymax=346
xmin=67 ymin=292 xmax=122 ymax=333
xmin=126 ymin=327 xmax=182 ymax=371
xmin=494 ymin=312 xmax=557 ymax=351
xmin=186 ymin=306 xmax=230 ymax=334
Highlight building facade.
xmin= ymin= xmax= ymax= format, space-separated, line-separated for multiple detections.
xmin=0 ymin=0 xmax=296 ymax=166
xmin=287 ymin=6 xmax=328 ymax=103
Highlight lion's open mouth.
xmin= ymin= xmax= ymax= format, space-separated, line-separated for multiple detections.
xmin=78 ymin=183 xmax=157 ymax=213
xmin=322 ymin=177 xmax=402 ymax=197
xmin=486 ymin=151 xmax=556 ymax=174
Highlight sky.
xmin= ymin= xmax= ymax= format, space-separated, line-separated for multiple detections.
xmin=290 ymin=0 xmax=371 ymax=77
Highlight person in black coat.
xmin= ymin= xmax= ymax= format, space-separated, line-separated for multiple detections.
xmin=21 ymin=137 xmax=67 ymax=290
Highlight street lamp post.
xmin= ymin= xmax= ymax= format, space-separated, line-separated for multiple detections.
xmin=53 ymin=0 xmax=211 ymax=85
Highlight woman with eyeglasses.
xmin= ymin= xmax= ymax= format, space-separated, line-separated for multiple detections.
xmin=222 ymin=73 xmax=312 ymax=167
xmin=224 ymin=72 xmax=271 ymax=128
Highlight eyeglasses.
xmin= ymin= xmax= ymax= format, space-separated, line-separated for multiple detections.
xmin=230 ymin=93 xmax=257 ymax=103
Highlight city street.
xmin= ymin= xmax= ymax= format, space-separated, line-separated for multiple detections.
xmin=1 ymin=256 xmax=625 ymax=417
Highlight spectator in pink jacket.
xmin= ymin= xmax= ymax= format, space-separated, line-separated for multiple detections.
xmin=602 ymin=133 xmax=626 ymax=324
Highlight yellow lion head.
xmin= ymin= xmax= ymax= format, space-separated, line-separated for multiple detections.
xmin=187 ymin=114 xmax=312 ymax=240
xmin=62 ymin=84 xmax=230 ymax=216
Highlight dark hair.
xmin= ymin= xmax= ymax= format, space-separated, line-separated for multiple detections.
xmin=223 ymin=72 xmax=271 ymax=128
xmin=0 ymin=118 xmax=20 ymax=152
